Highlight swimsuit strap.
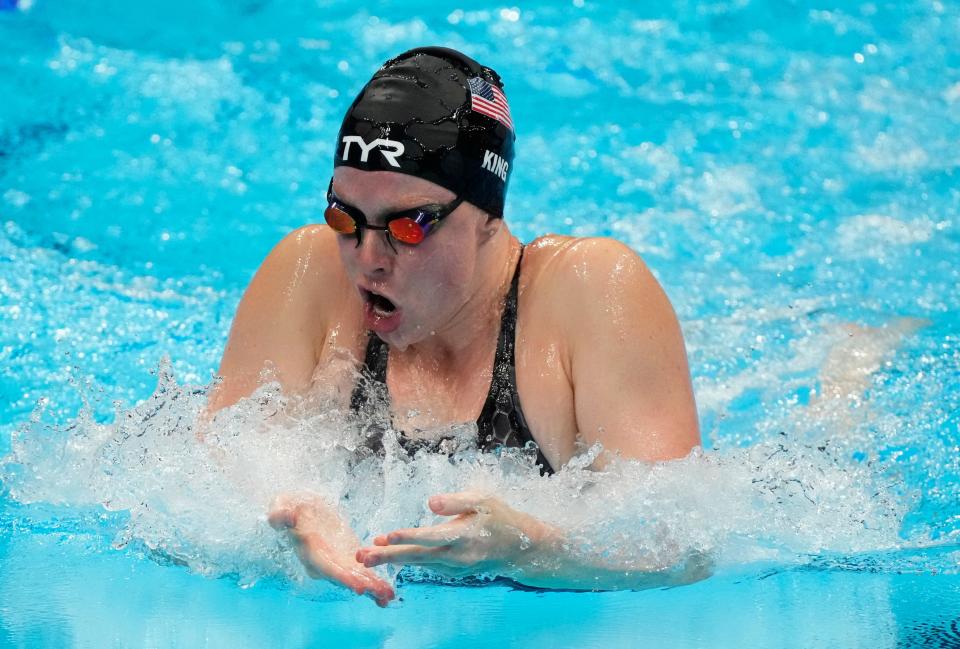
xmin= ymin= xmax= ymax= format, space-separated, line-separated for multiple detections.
xmin=351 ymin=326 xmax=389 ymax=408
xmin=349 ymin=245 xmax=554 ymax=475
xmin=476 ymin=246 xmax=553 ymax=474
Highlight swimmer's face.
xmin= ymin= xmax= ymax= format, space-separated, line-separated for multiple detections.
xmin=331 ymin=167 xmax=490 ymax=349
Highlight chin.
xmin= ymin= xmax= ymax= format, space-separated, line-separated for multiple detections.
xmin=380 ymin=334 xmax=408 ymax=351
xmin=374 ymin=327 xmax=409 ymax=350
xmin=379 ymin=322 xmax=433 ymax=351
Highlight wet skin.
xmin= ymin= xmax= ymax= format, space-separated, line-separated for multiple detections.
xmin=210 ymin=167 xmax=701 ymax=603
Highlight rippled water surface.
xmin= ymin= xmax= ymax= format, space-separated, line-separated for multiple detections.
xmin=1 ymin=0 xmax=959 ymax=647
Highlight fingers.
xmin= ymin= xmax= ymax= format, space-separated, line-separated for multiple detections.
xmin=268 ymin=494 xmax=395 ymax=606
xmin=297 ymin=538 xmax=395 ymax=605
xmin=328 ymin=564 xmax=395 ymax=607
xmin=380 ymin=521 xmax=465 ymax=547
xmin=356 ymin=544 xmax=447 ymax=568
xmin=351 ymin=570 xmax=396 ymax=607
xmin=429 ymin=491 xmax=491 ymax=516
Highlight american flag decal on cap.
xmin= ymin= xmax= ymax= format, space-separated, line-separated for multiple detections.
xmin=468 ymin=76 xmax=514 ymax=132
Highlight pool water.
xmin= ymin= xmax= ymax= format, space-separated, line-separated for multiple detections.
xmin=2 ymin=0 xmax=959 ymax=647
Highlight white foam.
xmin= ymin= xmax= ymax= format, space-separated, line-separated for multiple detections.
xmin=944 ymin=82 xmax=960 ymax=104
xmin=677 ymin=165 xmax=761 ymax=218
xmin=836 ymin=213 xmax=934 ymax=259
xmin=0 ymin=355 xmax=913 ymax=593
xmin=854 ymin=133 xmax=930 ymax=171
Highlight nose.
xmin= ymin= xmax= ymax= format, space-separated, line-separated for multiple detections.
xmin=354 ymin=228 xmax=394 ymax=276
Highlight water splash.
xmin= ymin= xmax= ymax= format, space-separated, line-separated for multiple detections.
xmin=1 ymin=349 xmax=932 ymax=597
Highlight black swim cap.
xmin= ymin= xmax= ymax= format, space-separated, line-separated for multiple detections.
xmin=334 ymin=46 xmax=515 ymax=218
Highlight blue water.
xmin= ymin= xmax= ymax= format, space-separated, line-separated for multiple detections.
xmin=2 ymin=1 xmax=960 ymax=647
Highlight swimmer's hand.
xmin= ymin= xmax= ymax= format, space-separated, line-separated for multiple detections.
xmin=268 ymin=494 xmax=395 ymax=607
xmin=356 ymin=492 xmax=555 ymax=579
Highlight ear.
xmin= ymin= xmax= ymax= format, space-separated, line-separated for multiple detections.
xmin=477 ymin=213 xmax=502 ymax=243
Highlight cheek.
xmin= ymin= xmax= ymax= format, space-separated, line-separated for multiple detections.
xmin=335 ymin=236 xmax=361 ymax=275
xmin=422 ymin=247 xmax=473 ymax=295
xmin=407 ymin=247 xmax=473 ymax=304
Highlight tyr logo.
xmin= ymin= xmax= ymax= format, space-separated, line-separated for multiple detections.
xmin=341 ymin=135 xmax=405 ymax=168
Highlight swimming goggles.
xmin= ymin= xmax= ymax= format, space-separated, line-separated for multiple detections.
xmin=324 ymin=179 xmax=464 ymax=249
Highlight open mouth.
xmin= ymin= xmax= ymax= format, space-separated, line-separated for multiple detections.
xmin=362 ymin=289 xmax=398 ymax=317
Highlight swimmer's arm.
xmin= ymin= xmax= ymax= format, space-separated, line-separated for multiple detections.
xmin=504 ymin=239 xmax=707 ymax=589
xmin=509 ymin=523 xmax=712 ymax=590
xmin=361 ymin=491 xmax=711 ymax=591
xmin=205 ymin=225 xmax=334 ymax=415
xmin=557 ymin=238 xmax=701 ymax=466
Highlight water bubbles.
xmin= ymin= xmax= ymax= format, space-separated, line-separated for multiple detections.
xmin=3 ymin=189 xmax=31 ymax=208
xmin=0 ymin=343 xmax=940 ymax=593
xmin=499 ymin=8 xmax=521 ymax=22
xmin=565 ymin=440 xmax=603 ymax=470
xmin=944 ymin=82 xmax=960 ymax=103
xmin=518 ymin=531 xmax=532 ymax=551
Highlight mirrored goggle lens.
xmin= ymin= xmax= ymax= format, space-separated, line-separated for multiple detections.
xmin=325 ymin=205 xmax=357 ymax=234
xmin=388 ymin=217 xmax=426 ymax=244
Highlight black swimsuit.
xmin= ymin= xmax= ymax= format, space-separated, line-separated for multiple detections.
xmin=349 ymin=246 xmax=554 ymax=475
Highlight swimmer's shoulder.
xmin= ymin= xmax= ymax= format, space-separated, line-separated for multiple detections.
xmin=207 ymin=226 xmax=339 ymax=412
xmin=232 ymin=224 xmax=358 ymax=349
xmin=267 ymin=222 xmax=339 ymax=267
xmin=519 ymin=234 xmax=672 ymax=338
xmin=521 ymin=234 xmax=657 ymax=297
xmin=264 ymin=224 xmax=348 ymax=294
xmin=211 ymin=225 xmax=358 ymax=412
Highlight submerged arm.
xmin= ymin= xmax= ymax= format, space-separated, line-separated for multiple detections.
xmin=504 ymin=507 xmax=711 ymax=591
xmin=357 ymin=489 xmax=711 ymax=591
